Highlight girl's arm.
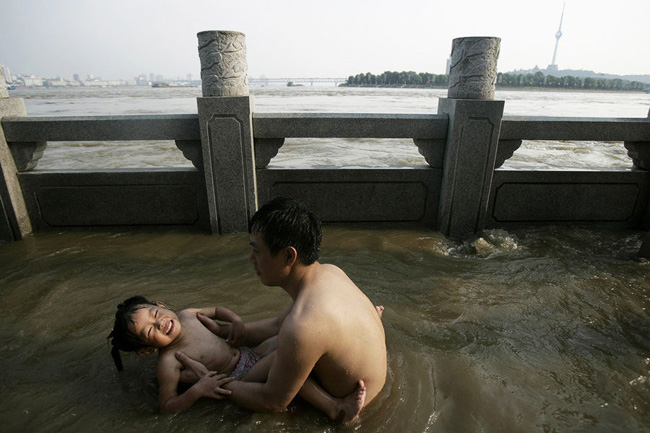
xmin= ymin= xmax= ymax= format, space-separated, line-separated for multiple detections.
xmin=158 ymin=357 xmax=233 ymax=413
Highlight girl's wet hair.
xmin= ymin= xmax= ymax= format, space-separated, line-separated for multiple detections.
xmin=107 ymin=295 xmax=157 ymax=371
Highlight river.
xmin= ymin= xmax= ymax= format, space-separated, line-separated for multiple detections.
xmin=1 ymin=85 xmax=649 ymax=432
xmin=10 ymin=85 xmax=650 ymax=170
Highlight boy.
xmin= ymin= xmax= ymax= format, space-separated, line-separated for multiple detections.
xmin=108 ymin=296 xmax=366 ymax=421
xmin=186 ymin=197 xmax=387 ymax=416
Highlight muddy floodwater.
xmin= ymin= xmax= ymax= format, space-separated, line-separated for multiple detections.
xmin=1 ymin=226 xmax=648 ymax=432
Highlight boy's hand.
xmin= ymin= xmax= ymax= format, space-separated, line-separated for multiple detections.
xmin=177 ymin=351 xmax=209 ymax=383
xmin=195 ymin=371 xmax=234 ymax=400
xmin=196 ymin=312 xmax=222 ymax=335
xmin=227 ymin=317 xmax=246 ymax=347
xmin=196 ymin=310 xmax=246 ymax=346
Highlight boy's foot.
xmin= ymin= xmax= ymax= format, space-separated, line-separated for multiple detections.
xmin=335 ymin=380 xmax=366 ymax=424
xmin=375 ymin=305 xmax=384 ymax=318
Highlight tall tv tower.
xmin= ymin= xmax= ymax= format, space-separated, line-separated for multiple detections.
xmin=548 ymin=3 xmax=565 ymax=71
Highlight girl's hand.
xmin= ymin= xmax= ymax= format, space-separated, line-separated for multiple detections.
xmin=195 ymin=371 xmax=234 ymax=399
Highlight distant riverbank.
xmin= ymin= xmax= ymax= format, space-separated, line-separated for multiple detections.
xmin=339 ymin=83 xmax=648 ymax=94
xmin=343 ymin=70 xmax=649 ymax=92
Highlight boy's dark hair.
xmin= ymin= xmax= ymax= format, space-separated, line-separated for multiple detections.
xmin=107 ymin=295 xmax=157 ymax=371
xmin=249 ymin=197 xmax=322 ymax=265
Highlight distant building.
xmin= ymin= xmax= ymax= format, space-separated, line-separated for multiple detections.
xmin=135 ymin=74 xmax=149 ymax=86
xmin=1 ymin=64 xmax=12 ymax=83
xmin=83 ymin=79 xmax=104 ymax=87
xmin=548 ymin=3 xmax=565 ymax=71
xmin=45 ymin=78 xmax=68 ymax=87
xmin=21 ymin=75 xmax=44 ymax=87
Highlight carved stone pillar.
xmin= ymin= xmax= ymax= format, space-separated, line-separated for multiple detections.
xmin=437 ymin=37 xmax=505 ymax=239
xmin=196 ymin=31 xmax=257 ymax=234
xmin=198 ymin=31 xmax=249 ymax=97
xmin=447 ymin=37 xmax=500 ymax=100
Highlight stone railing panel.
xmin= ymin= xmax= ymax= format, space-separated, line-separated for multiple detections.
xmin=253 ymin=113 xmax=448 ymax=139
xmin=501 ymin=116 xmax=650 ymax=141
xmin=1 ymin=115 xmax=200 ymax=142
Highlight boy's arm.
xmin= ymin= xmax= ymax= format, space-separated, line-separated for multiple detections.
xmin=190 ymin=305 xmax=241 ymax=323
xmin=227 ymin=319 xmax=321 ymax=412
xmin=215 ymin=306 xmax=241 ymax=322
xmin=158 ymin=356 xmax=233 ymax=413
xmin=196 ymin=302 xmax=294 ymax=347
xmin=187 ymin=306 xmax=244 ymax=342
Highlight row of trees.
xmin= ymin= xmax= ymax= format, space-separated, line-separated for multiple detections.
xmin=498 ymin=71 xmax=647 ymax=91
xmin=344 ymin=71 xmax=648 ymax=91
xmin=345 ymin=71 xmax=448 ymax=87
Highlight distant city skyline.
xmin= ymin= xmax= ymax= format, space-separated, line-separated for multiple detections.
xmin=3 ymin=66 xmax=649 ymax=85
xmin=1 ymin=0 xmax=649 ymax=81
xmin=4 ymin=62 xmax=649 ymax=87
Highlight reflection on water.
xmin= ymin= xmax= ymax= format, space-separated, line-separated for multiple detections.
xmin=1 ymin=226 xmax=648 ymax=432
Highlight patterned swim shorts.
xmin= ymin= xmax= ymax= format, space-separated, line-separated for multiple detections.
xmin=229 ymin=347 xmax=261 ymax=380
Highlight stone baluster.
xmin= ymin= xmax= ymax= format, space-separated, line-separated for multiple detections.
xmin=634 ymin=109 xmax=650 ymax=259
xmin=437 ymin=37 xmax=505 ymax=239
xmin=196 ymin=31 xmax=257 ymax=233
xmin=0 ymin=68 xmax=32 ymax=241
xmin=624 ymin=109 xmax=650 ymax=171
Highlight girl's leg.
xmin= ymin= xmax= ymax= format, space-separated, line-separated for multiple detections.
xmin=241 ymin=336 xmax=278 ymax=382
xmin=240 ymin=350 xmax=275 ymax=383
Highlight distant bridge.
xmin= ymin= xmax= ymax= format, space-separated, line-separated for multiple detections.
xmin=248 ymin=77 xmax=347 ymax=86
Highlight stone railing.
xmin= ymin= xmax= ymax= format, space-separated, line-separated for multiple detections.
xmin=0 ymin=33 xmax=649 ymax=242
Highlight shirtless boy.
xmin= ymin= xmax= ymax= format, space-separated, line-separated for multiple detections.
xmin=108 ymin=295 xmax=365 ymax=420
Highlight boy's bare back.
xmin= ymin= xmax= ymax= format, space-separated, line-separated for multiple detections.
xmin=286 ymin=263 xmax=387 ymax=403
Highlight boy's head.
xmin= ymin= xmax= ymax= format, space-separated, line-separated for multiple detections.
xmin=249 ymin=197 xmax=321 ymax=266
xmin=108 ymin=296 xmax=179 ymax=371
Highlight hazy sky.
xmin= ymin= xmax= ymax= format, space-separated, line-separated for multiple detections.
xmin=1 ymin=0 xmax=648 ymax=80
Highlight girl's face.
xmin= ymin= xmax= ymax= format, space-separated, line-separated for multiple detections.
xmin=128 ymin=303 xmax=181 ymax=348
